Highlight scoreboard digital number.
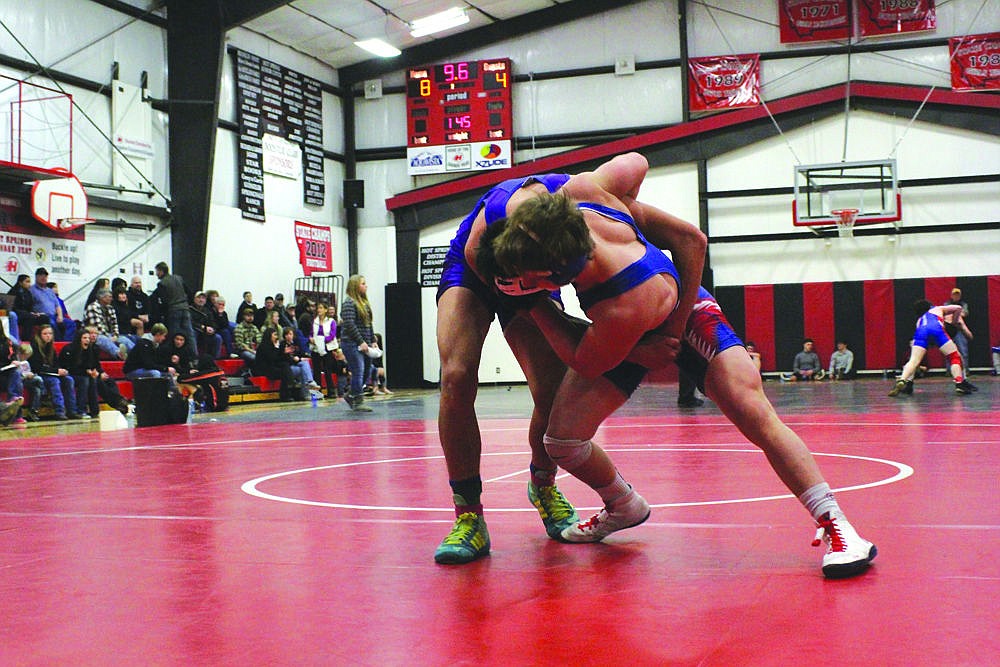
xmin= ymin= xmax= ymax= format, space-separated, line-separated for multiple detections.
xmin=406 ymin=58 xmax=513 ymax=176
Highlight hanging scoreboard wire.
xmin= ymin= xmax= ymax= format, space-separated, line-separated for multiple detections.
xmin=405 ymin=58 xmax=513 ymax=176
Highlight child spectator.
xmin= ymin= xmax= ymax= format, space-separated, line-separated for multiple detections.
xmin=14 ymin=343 xmax=46 ymax=421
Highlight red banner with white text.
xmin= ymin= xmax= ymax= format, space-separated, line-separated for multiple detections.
xmin=294 ymin=221 xmax=332 ymax=276
xmin=856 ymin=0 xmax=936 ymax=38
xmin=688 ymin=54 xmax=760 ymax=112
xmin=779 ymin=0 xmax=851 ymax=43
xmin=950 ymin=32 xmax=1000 ymax=92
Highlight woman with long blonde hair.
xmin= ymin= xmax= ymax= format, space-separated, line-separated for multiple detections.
xmin=340 ymin=274 xmax=375 ymax=412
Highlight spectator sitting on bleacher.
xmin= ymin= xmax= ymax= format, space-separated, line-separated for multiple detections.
xmin=29 ymin=323 xmax=86 ymax=420
xmin=0 ymin=322 xmax=26 ymax=425
xmin=190 ymin=291 xmax=222 ymax=359
xmin=84 ymin=278 xmax=110 ymax=310
xmin=237 ymin=291 xmax=257 ymax=322
xmin=10 ymin=273 xmax=50 ymax=334
xmin=59 ymin=326 xmax=130 ymax=417
xmin=113 ymin=287 xmax=144 ymax=337
xmin=157 ymin=331 xmax=196 ymax=376
xmin=46 ymin=282 xmax=77 ymax=343
xmin=254 ymin=296 xmax=279 ymax=328
xmin=124 ymin=322 xmax=176 ymax=382
xmin=127 ymin=275 xmax=151 ymax=332
xmin=14 ymin=343 xmax=45 ymax=421
xmin=29 ymin=267 xmax=67 ymax=341
xmin=259 ymin=308 xmax=283 ymax=336
xmin=211 ymin=295 xmax=237 ymax=358
xmin=275 ymin=293 xmax=295 ymax=329
xmin=233 ymin=308 xmax=261 ymax=366
xmin=282 ymin=326 xmax=321 ymax=391
xmin=84 ymin=288 xmax=135 ymax=360
xmin=256 ymin=326 xmax=305 ymax=402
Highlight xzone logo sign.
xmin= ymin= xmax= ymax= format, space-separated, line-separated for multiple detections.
xmin=475 ymin=143 xmax=509 ymax=168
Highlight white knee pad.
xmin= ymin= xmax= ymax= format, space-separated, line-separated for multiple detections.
xmin=543 ymin=434 xmax=593 ymax=471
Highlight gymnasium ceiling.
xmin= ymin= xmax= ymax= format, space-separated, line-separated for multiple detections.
xmin=224 ymin=0 xmax=642 ymax=83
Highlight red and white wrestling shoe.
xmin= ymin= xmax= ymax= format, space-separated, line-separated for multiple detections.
xmin=813 ymin=511 xmax=877 ymax=578
xmin=560 ymin=491 xmax=650 ymax=543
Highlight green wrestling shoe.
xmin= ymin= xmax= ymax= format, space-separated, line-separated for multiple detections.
xmin=528 ymin=482 xmax=579 ymax=542
xmin=434 ymin=511 xmax=490 ymax=565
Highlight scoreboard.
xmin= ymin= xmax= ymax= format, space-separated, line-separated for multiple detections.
xmin=405 ymin=58 xmax=513 ymax=176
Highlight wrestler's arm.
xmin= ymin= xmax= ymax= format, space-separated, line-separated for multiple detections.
xmin=530 ymin=291 xmax=658 ymax=379
xmin=590 ymin=153 xmax=707 ymax=348
xmin=631 ymin=204 xmax=706 ymax=346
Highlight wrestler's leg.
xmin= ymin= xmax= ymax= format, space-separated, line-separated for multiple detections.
xmin=436 ymin=287 xmax=494 ymax=481
xmin=704 ymin=346 xmax=822 ymax=496
xmin=704 ymin=346 xmax=876 ymax=577
xmin=899 ymin=344 xmax=928 ymax=382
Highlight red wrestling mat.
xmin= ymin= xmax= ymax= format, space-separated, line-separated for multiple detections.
xmin=2 ymin=394 xmax=997 ymax=665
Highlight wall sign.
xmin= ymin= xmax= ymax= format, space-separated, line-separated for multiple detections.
xmin=233 ymin=49 xmax=324 ymax=221
xmin=419 ymin=246 xmax=450 ymax=287
xmin=406 ymin=59 xmax=513 ymax=176
xmin=857 ymin=0 xmax=936 ymax=38
xmin=294 ymin=221 xmax=332 ymax=276
xmin=688 ymin=55 xmax=761 ymax=112
xmin=779 ymin=0 xmax=851 ymax=43
xmin=950 ymin=32 xmax=1000 ymax=92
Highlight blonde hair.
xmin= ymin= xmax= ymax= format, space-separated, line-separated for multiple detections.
xmin=346 ymin=274 xmax=371 ymax=325
xmin=17 ymin=342 xmax=32 ymax=358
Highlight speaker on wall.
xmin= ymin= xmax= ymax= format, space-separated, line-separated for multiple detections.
xmin=343 ymin=179 xmax=365 ymax=209
xmin=384 ymin=282 xmax=423 ymax=388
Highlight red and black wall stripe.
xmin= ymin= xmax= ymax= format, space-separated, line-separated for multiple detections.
xmin=714 ymin=275 xmax=999 ymax=372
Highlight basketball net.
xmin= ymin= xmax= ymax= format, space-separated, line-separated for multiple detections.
xmin=831 ymin=208 xmax=859 ymax=238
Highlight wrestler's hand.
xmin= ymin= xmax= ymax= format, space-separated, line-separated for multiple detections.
xmin=625 ymin=331 xmax=682 ymax=369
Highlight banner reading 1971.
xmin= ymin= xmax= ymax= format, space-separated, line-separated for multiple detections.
xmin=779 ymin=0 xmax=851 ymax=43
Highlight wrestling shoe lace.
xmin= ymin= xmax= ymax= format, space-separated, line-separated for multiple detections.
xmin=528 ymin=483 xmax=579 ymax=541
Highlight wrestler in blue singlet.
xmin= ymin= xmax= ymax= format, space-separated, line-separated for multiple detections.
xmin=437 ymin=173 xmax=570 ymax=326
xmin=566 ymin=204 xmax=682 ymax=396
xmin=912 ymin=310 xmax=951 ymax=350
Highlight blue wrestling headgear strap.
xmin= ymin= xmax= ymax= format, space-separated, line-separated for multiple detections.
xmin=547 ymin=252 xmax=588 ymax=285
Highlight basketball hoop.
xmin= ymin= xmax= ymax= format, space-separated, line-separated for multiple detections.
xmin=831 ymin=208 xmax=859 ymax=238
xmin=56 ymin=217 xmax=96 ymax=231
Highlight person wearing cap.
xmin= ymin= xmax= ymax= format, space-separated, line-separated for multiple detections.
xmin=941 ymin=288 xmax=972 ymax=374
xmin=189 ymin=290 xmax=222 ymax=358
xmin=29 ymin=268 xmax=67 ymax=339
xmin=274 ymin=293 xmax=294 ymax=329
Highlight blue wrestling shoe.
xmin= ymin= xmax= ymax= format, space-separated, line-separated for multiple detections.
xmin=528 ymin=482 xmax=579 ymax=542
xmin=434 ymin=509 xmax=490 ymax=565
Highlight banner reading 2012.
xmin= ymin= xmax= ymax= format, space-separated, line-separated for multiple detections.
xmin=294 ymin=221 xmax=332 ymax=276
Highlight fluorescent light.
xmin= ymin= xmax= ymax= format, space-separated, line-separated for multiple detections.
xmin=354 ymin=39 xmax=401 ymax=58
xmin=409 ymin=7 xmax=469 ymax=38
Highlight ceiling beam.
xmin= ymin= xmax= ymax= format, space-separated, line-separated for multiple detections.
xmin=339 ymin=0 xmax=645 ymax=86
xmin=216 ymin=0 xmax=294 ymax=30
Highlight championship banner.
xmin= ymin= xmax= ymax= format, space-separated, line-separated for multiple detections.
xmin=294 ymin=221 xmax=332 ymax=276
xmin=779 ymin=0 xmax=851 ymax=43
xmin=950 ymin=32 xmax=1000 ymax=92
xmin=857 ymin=0 xmax=936 ymax=38
xmin=688 ymin=55 xmax=760 ymax=112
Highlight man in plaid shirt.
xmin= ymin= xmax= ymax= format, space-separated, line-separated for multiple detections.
xmin=84 ymin=288 xmax=135 ymax=360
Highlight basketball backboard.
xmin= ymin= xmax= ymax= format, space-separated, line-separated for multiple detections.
xmin=30 ymin=173 xmax=92 ymax=232
xmin=793 ymin=159 xmax=900 ymax=228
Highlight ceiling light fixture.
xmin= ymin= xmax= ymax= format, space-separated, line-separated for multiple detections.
xmin=354 ymin=38 xmax=401 ymax=58
xmin=409 ymin=7 xmax=469 ymax=38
